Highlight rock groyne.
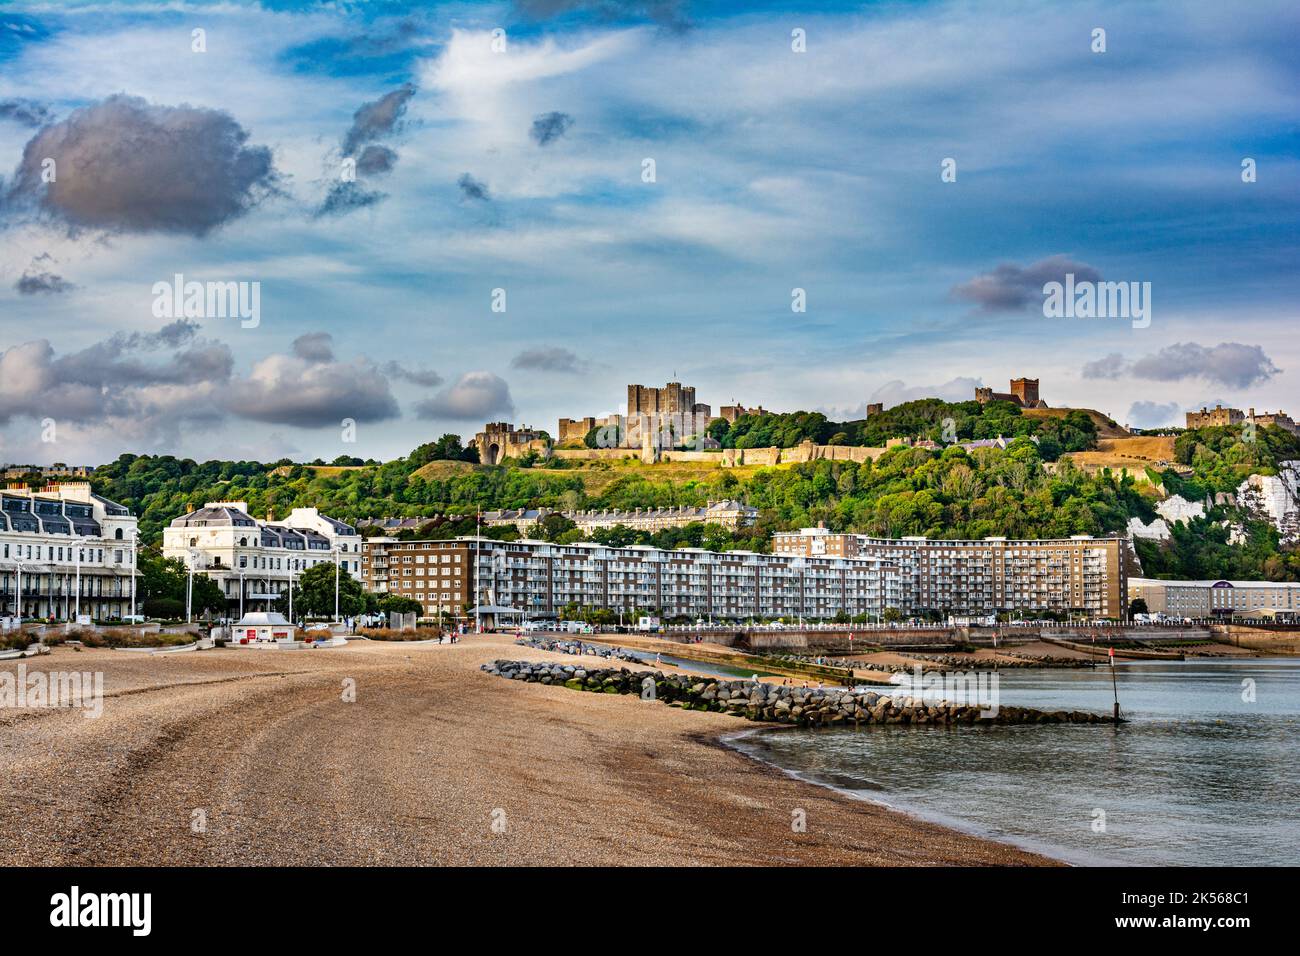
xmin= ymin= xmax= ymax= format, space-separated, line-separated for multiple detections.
xmin=482 ymin=660 xmax=1111 ymax=726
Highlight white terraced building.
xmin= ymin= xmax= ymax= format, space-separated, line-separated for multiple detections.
xmin=0 ymin=481 xmax=140 ymax=621
xmin=162 ymin=502 xmax=362 ymax=614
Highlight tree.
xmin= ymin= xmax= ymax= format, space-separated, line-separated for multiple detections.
xmin=281 ymin=561 xmax=366 ymax=619
xmin=378 ymin=594 xmax=422 ymax=615
xmin=1129 ymin=598 xmax=1149 ymax=617
xmin=532 ymin=513 xmax=578 ymax=542
xmin=137 ymin=553 xmax=224 ymax=619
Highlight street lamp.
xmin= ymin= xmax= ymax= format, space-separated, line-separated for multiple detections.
xmin=287 ymin=562 xmax=296 ymax=625
xmin=127 ymin=529 xmax=139 ymax=622
xmin=185 ymin=549 xmax=200 ymax=623
xmin=332 ymin=546 xmax=340 ymax=622
xmin=5 ymin=561 xmax=29 ymax=622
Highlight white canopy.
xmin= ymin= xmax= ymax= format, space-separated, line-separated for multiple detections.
xmin=235 ymin=611 xmax=292 ymax=626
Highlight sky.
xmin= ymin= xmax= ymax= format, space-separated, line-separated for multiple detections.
xmin=0 ymin=0 xmax=1297 ymax=466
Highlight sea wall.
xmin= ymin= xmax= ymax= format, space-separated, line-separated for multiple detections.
xmin=482 ymin=660 xmax=1109 ymax=727
xmin=719 ymin=442 xmax=890 ymax=468
xmin=1211 ymin=624 xmax=1300 ymax=656
xmin=549 ymin=442 xmax=892 ymax=468
xmin=551 ymin=448 xmax=642 ymax=461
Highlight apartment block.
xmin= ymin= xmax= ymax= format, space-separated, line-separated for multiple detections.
xmin=361 ymin=538 xmax=472 ymax=616
xmin=772 ymin=527 xmax=1128 ymax=619
xmin=0 ymin=481 xmax=139 ymax=620
xmin=362 ymin=536 xmax=888 ymax=621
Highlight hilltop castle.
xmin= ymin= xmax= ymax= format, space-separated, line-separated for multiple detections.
xmin=975 ymin=377 xmax=1048 ymax=409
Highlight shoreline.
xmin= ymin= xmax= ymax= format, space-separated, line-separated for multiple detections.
xmin=717 ymin=724 xmax=1099 ymax=867
xmin=1 ymin=635 xmax=1059 ymax=866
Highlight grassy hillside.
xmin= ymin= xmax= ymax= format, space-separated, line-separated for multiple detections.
xmin=1021 ymin=406 xmax=1129 ymax=439
xmin=1064 ymin=436 xmax=1177 ymax=473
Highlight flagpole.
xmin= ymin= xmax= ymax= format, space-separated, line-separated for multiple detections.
xmin=475 ymin=508 xmax=481 ymax=635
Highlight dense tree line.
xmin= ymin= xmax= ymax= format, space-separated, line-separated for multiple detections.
xmin=84 ymin=420 xmax=1299 ymax=581
xmin=704 ymin=400 xmax=1098 ymax=462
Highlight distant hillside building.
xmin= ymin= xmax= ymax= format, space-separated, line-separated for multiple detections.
xmin=1252 ymin=409 xmax=1299 ymax=435
xmin=473 ymin=423 xmax=550 ymax=465
xmin=975 ymin=377 xmax=1047 ymax=409
xmin=3 ymin=463 xmax=94 ymax=480
xmin=1186 ymin=405 xmax=1245 ymax=429
xmin=627 ymin=382 xmax=711 ymax=418
xmin=718 ymin=404 xmax=770 ymax=423
xmin=482 ymin=499 xmax=759 ymax=535
xmin=1186 ymin=406 xmax=1298 ymax=435
xmin=556 ymin=416 xmax=597 ymax=444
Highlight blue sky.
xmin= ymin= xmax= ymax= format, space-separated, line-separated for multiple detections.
xmin=0 ymin=0 xmax=1297 ymax=464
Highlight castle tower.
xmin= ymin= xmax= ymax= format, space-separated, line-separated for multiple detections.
xmin=1010 ymin=378 xmax=1039 ymax=407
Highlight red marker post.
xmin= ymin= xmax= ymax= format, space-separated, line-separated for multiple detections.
xmin=1109 ymin=645 xmax=1120 ymax=723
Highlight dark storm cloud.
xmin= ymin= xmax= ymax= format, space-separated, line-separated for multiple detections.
xmin=355 ymin=144 xmax=398 ymax=176
xmin=5 ymin=95 xmax=276 ymax=236
xmin=383 ymin=361 xmax=443 ymax=388
xmin=315 ymin=181 xmax=387 ymax=218
xmin=1130 ymin=342 xmax=1281 ymax=388
xmin=0 ymin=320 xmax=407 ymax=434
xmin=292 ymin=331 xmax=335 ymax=363
xmin=15 ymin=268 xmax=73 ymax=295
xmin=50 ymin=320 xmax=231 ymax=390
xmin=412 ymin=372 xmax=514 ymax=420
xmin=530 ymin=111 xmax=573 ymax=146
xmin=0 ymin=321 xmax=233 ymax=428
xmin=510 ymin=346 xmax=588 ymax=373
xmin=951 ymin=255 xmax=1102 ymax=312
xmin=1081 ymin=352 xmax=1127 ymax=380
xmin=457 ymin=173 xmax=490 ymax=202
xmin=0 ymin=98 xmax=50 ymax=127
xmin=227 ymin=346 xmax=401 ymax=428
xmin=1085 ymin=342 xmax=1281 ymax=390
xmin=341 ymin=83 xmax=416 ymax=157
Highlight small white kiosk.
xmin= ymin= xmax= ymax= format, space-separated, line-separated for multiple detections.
xmin=233 ymin=611 xmax=297 ymax=644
